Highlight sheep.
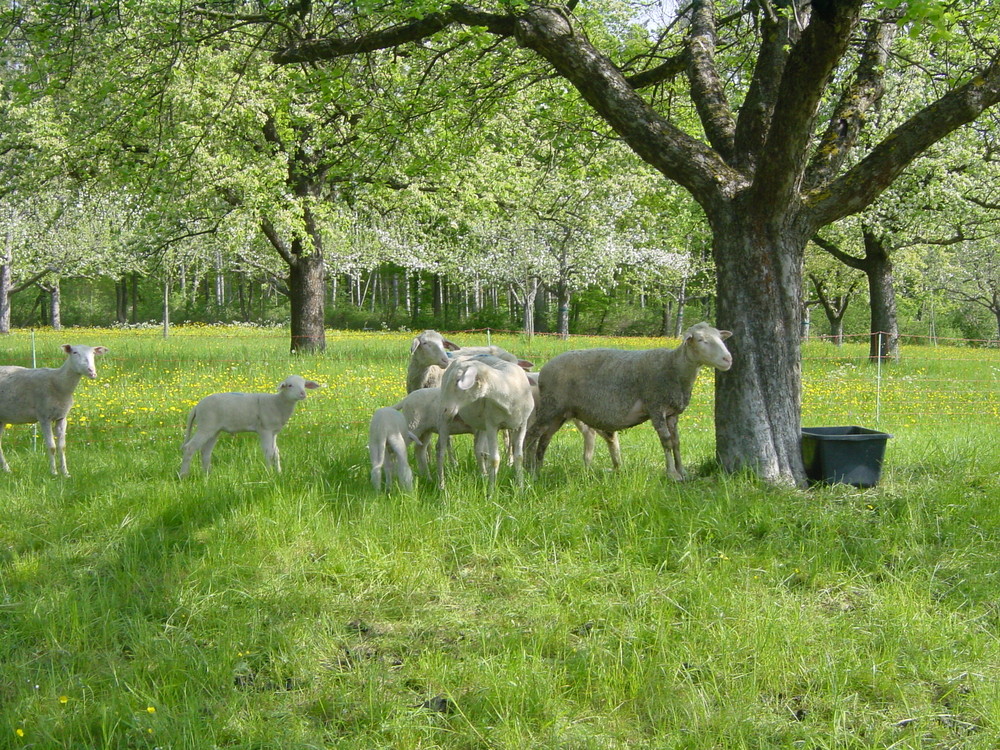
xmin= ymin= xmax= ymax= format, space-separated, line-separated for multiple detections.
xmin=391 ymin=387 xmax=475 ymax=479
xmin=0 ymin=344 xmax=108 ymax=476
xmin=368 ymin=406 xmax=421 ymax=491
xmin=407 ymin=329 xmax=531 ymax=393
xmin=525 ymin=322 xmax=732 ymax=480
xmin=178 ymin=375 xmax=323 ymax=478
xmin=437 ymin=354 xmax=535 ymax=488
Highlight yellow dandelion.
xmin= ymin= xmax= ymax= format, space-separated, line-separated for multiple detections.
xmin=147 ymin=706 xmax=156 ymax=714
xmin=59 ymin=695 xmax=69 ymax=704
xmin=16 ymin=728 xmax=24 ymax=737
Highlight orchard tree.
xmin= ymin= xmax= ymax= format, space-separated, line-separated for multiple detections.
xmin=251 ymin=0 xmax=1000 ymax=484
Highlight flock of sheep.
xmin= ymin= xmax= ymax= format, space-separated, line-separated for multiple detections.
xmin=0 ymin=324 xmax=733 ymax=486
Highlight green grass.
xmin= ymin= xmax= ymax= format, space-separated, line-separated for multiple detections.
xmin=0 ymin=327 xmax=998 ymax=749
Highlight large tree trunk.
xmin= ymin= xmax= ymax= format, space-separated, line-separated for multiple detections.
xmin=714 ymin=210 xmax=808 ymax=485
xmin=289 ymin=250 xmax=326 ymax=353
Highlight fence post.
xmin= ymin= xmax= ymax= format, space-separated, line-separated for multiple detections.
xmin=876 ymin=331 xmax=882 ymax=427
xmin=31 ymin=329 xmax=37 ymax=453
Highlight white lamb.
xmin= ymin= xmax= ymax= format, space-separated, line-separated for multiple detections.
xmin=178 ymin=375 xmax=323 ymax=478
xmin=391 ymin=386 xmax=475 ymax=479
xmin=368 ymin=406 xmax=421 ymax=491
xmin=0 ymin=344 xmax=108 ymax=476
xmin=526 ymin=322 xmax=732 ymax=480
xmin=437 ymin=354 xmax=535 ymax=489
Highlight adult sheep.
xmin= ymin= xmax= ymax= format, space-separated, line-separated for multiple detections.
xmin=525 ymin=322 xmax=732 ymax=480
xmin=407 ymin=329 xmax=530 ymax=393
xmin=0 ymin=344 xmax=108 ymax=476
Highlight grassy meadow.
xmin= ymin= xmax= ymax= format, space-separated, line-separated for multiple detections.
xmin=0 ymin=326 xmax=998 ymax=749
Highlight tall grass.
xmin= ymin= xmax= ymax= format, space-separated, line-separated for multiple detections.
xmin=0 ymin=327 xmax=997 ymax=749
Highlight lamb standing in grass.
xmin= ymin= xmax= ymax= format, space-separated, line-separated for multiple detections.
xmin=525 ymin=322 xmax=732 ymax=480
xmin=0 ymin=344 xmax=108 ymax=476
xmin=179 ymin=375 xmax=323 ymax=478
xmin=368 ymin=406 xmax=421 ymax=491
xmin=391 ymin=386 xmax=475 ymax=479
xmin=437 ymin=354 xmax=534 ymax=489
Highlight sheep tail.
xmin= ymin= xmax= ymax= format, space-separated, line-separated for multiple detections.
xmin=182 ymin=406 xmax=197 ymax=447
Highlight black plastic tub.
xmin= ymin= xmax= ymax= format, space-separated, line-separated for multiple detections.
xmin=801 ymin=426 xmax=892 ymax=488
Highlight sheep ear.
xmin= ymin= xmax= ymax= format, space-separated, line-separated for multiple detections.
xmin=517 ymin=359 xmax=534 ymax=370
xmin=93 ymin=346 xmax=109 ymax=356
xmin=457 ymin=366 xmax=478 ymax=391
xmin=410 ymin=337 xmax=421 ymax=354
xmin=443 ymin=338 xmax=460 ymax=351
xmin=62 ymin=344 xmax=74 ymax=354
xmin=304 ymin=380 xmax=324 ymax=389
xmin=718 ymin=330 xmax=733 ymax=341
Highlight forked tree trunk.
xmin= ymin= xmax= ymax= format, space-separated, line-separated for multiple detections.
xmin=713 ymin=211 xmax=808 ymax=485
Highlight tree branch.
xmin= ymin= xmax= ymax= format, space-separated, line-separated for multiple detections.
xmin=750 ymin=1 xmax=864 ymax=215
xmin=803 ymin=8 xmax=901 ymax=193
xmin=808 ymin=56 xmax=1000 ymax=227
xmin=810 ymin=233 xmax=865 ymax=271
xmin=272 ymin=5 xmax=516 ymax=63
xmin=686 ymin=0 xmax=735 ymax=163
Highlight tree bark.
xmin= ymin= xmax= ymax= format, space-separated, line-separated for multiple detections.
xmin=0 ymin=264 xmax=10 ymax=334
xmin=862 ymin=230 xmax=900 ymax=362
xmin=49 ymin=281 xmax=62 ymax=330
xmin=289 ymin=250 xmax=326 ymax=353
xmin=713 ymin=204 xmax=809 ymax=485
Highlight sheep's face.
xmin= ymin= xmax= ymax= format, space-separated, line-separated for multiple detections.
xmin=278 ymin=376 xmax=324 ymax=401
xmin=61 ymin=344 xmax=109 ymax=379
xmin=684 ymin=324 xmax=733 ymax=371
xmin=410 ymin=330 xmax=457 ymax=370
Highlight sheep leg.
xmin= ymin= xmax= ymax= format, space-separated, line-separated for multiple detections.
xmin=577 ymin=420 xmax=597 ymax=466
xmin=666 ymin=414 xmax=683 ymax=478
xmin=178 ymin=436 xmax=200 ymax=478
xmin=528 ymin=416 xmax=566 ymax=471
xmin=414 ymin=434 xmax=432 ymax=479
xmin=259 ymin=431 xmax=280 ymax=472
xmin=198 ymin=433 xmax=220 ymax=475
xmin=483 ymin=429 xmax=500 ymax=488
xmin=38 ymin=419 xmax=58 ymax=476
xmin=0 ymin=424 xmax=9 ymax=472
xmin=436 ymin=426 xmax=451 ymax=488
xmin=388 ymin=433 xmax=413 ymax=491
xmin=601 ymin=430 xmax=622 ymax=470
xmin=474 ymin=431 xmax=490 ymax=475
xmin=650 ymin=411 xmax=684 ymax=480
xmin=369 ymin=440 xmax=386 ymax=490
xmin=54 ymin=417 xmax=70 ymax=476
xmin=508 ymin=423 xmax=527 ymax=487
